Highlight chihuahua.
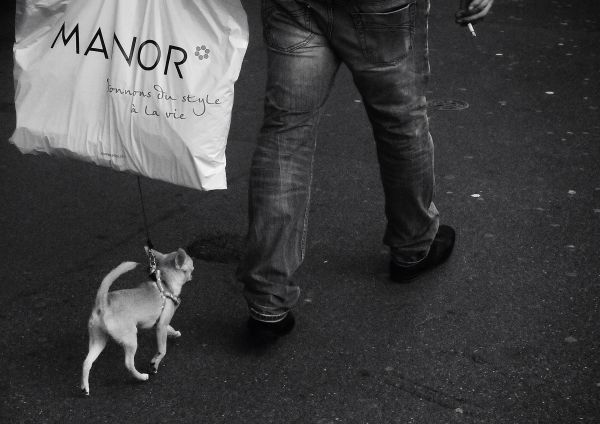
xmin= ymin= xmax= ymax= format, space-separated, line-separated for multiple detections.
xmin=81 ymin=248 xmax=194 ymax=395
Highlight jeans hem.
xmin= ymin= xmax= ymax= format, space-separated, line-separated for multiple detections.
xmin=390 ymin=246 xmax=430 ymax=267
xmin=249 ymin=307 xmax=289 ymax=323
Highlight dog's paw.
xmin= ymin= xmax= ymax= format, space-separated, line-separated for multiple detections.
xmin=139 ymin=373 xmax=149 ymax=381
xmin=170 ymin=330 xmax=182 ymax=338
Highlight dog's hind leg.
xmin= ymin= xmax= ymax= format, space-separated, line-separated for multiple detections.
xmin=120 ymin=330 xmax=149 ymax=382
xmin=81 ymin=324 xmax=108 ymax=396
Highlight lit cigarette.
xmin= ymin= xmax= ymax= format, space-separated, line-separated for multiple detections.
xmin=467 ymin=23 xmax=477 ymax=37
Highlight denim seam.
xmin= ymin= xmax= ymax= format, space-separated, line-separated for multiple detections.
xmin=300 ymin=167 xmax=312 ymax=262
xmin=267 ymin=33 xmax=316 ymax=54
xmin=300 ymin=122 xmax=318 ymax=262
xmin=326 ymin=4 xmax=334 ymax=40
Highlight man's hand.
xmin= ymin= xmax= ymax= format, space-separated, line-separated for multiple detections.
xmin=456 ymin=0 xmax=494 ymax=25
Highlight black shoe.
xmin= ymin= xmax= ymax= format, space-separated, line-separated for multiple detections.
xmin=390 ymin=225 xmax=456 ymax=282
xmin=247 ymin=312 xmax=295 ymax=343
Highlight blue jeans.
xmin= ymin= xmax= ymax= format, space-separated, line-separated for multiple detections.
xmin=237 ymin=0 xmax=439 ymax=321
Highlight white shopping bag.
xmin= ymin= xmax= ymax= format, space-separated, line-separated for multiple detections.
xmin=11 ymin=0 xmax=248 ymax=190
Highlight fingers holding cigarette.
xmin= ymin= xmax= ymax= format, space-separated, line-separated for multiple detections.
xmin=456 ymin=0 xmax=494 ymax=25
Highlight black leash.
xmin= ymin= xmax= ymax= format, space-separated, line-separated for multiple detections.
xmin=136 ymin=176 xmax=158 ymax=280
xmin=136 ymin=175 xmax=154 ymax=250
xmin=135 ymin=177 xmax=178 ymax=314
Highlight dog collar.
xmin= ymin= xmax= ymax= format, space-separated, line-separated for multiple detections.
xmin=147 ymin=250 xmax=181 ymax=307
xmin=154 ymin=273 xmax=181 ymax=307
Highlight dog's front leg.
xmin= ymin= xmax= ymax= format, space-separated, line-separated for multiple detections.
xmin=150 ymin=325 xmax=168 ymax=374
xmin=150 ymin=303 xmax=176 ymax=374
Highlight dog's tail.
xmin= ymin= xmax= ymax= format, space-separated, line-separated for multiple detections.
xmin=95 ymin=261 xmax=139 ymax=309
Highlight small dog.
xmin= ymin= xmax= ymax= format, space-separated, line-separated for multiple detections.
xmin=81 ymin=248 xmax=194 ymax=395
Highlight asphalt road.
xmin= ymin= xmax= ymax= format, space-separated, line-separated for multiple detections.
xmin=1 ymin=0 xmax=599 ymax=423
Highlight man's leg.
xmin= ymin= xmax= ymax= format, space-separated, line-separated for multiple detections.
xmin=329 ymin=0 xmax=453 ymax=278
xmin=237 ymin=0 xmax=340 ymax=326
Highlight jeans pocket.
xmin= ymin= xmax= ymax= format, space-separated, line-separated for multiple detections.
xmin=352 ymin=2 xmax=416 ymax=65
xmin=262 ymin=0 xmax=313 ymax=52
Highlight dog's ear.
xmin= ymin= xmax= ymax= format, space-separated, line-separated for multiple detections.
xmin=175 ymin=248 xmax=188 ymax=269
